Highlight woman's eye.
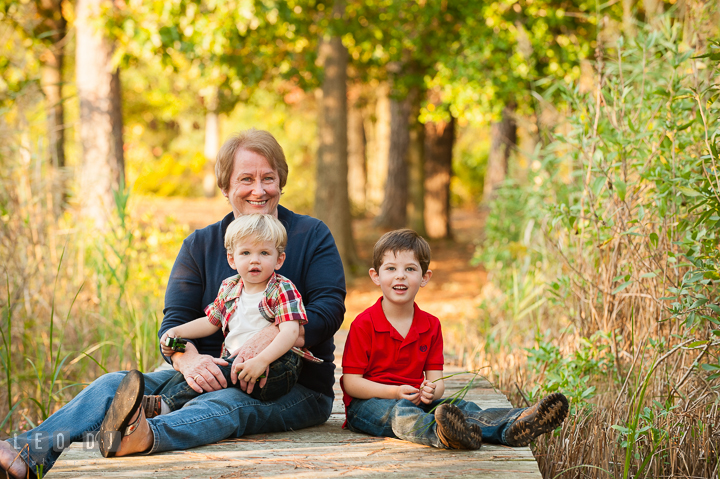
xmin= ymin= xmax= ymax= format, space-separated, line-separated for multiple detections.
xmin=263 ymin=176 xmax=275 ymax=182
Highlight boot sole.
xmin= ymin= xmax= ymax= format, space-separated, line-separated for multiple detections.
xmin=435 ymin=404 xmax=481 ymax=450
xmin=506 ymin=392 xmax=568 ymax=447
xmin=98 ymin=370 xmax=145 ymax=458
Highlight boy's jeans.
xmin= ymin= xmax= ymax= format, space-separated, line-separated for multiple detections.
xmin=7 ymin=368 xmax=332 ymax=476
xmin=346 ymin=397 xmax=525 ymax=448
xmin=160 ymin=350 xmax=302 ymax=408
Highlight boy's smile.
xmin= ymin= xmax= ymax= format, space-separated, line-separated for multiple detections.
xmin=369 ymin=250 xmax=432 ymax=308
xmin=227 ymin=239 xmax=286 ymax=294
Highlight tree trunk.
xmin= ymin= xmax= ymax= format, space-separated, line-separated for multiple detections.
xmin=375 ymin=91 xmax=410 ymax=229
xmin=38 ymin=0 xmax=66 ymax=170
xmin=76 ymin=0 xmax=124 ymax=229
xmin=482 ymin=104 xmax=516 ymax=205
xmin=347 ymin=83 xmax=366 ymax=214
xmin=406 ymin=87 xmax=425 ymax=236
xmin=424 ymin=116 xmax=455 ymax=239
xmin=367 ymin=82 xmax=390 ymax=213
xmin=315 ymin=0 xmax=357 ymax=272
xmin=203 ymin=108 xmax=220 ymax=198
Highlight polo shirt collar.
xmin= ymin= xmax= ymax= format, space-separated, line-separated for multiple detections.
xmin=368 ymin=296 xmax=431 ymax=342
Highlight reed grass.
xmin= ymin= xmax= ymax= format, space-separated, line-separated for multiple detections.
xmin=445 ymin=20 xmax=720 ymax=479
xmin=0 ymin=104 xmax=188 ymax=435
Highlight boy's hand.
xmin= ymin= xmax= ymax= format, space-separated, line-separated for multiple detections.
xmin=233 ymin=356 xmax=270 ymax=394
xmin=160 ymin=329 xmax=177 ymax=356
xmin=418 ymin=379 xmax=437 ymax=404
xmin=395 ymin=385 xmax=420 ymax=404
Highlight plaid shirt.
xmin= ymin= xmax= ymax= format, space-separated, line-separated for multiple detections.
xmin=205 ymin=272 xmax=308 ymax=356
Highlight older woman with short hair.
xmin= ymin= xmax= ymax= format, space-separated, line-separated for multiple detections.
xmin=1 ymin=129 xmax=346 ymax=477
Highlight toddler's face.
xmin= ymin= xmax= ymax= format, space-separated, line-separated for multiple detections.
xmin=370 ymin=250 xmax=431 ymax=307
xmin=227 ymin=239 xmax=285 ymax=293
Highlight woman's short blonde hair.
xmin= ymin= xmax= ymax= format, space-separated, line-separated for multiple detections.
xmin=224 ymin=214 xmax=288 ymax=254
xmin=215 ymin=129 xmax=289 ymax=192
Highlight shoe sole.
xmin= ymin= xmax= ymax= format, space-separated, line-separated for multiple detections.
xmin=506 ymin=392 xmax=568 ymax=447
xmin=435 ymin=404 xmax=481 ymax=450
xmin=98 ymin=370 xmax=145 ymax=458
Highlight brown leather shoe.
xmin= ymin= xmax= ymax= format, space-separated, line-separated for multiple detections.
xmin=0 ymin=441 xmax=28 ymax=479
xmin=98 ymin=370 xmax=145 ymax=458
xmin=435 ymin=404 xmax=482 ymax=450
xmin=505 ymin=392 xmax=569 ymax=447
xmin=114 ymin=407 xmax=153 ymax=457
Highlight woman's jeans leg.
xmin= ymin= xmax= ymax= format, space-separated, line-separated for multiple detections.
xmin=6 ymin=369 xmax=177 ymax=475
xmin=346 ymin=397 xmax=525 ymax=448
xmin=147 ymin=383 xmax=333 ymax=453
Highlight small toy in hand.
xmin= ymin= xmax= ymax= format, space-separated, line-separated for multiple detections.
xmin=164 ymin=336 xmax=188 ymax=353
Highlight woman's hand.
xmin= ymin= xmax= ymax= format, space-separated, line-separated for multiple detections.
xmin=228 ymin=326 xmax=278 ymax=393
xmin=172 ymin=342 xmax=229 ymax=393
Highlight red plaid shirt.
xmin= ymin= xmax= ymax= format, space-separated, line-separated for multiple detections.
xmin=205 ymin=272 xmax=308 ymax=356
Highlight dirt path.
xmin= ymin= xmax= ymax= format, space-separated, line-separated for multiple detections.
xmin=136 ymin=197 xmax=487 ymax=330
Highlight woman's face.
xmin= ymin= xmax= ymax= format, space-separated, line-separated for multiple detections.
xmin=223 ymin=149 xmax=282 ymax=218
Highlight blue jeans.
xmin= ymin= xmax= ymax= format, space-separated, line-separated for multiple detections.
xmin=346 ymin=397 xmax=524 ymax=448
xmin=8 ymin=369 xmax=333 ymax=476
xmin=160 ymin=351 xmax=302 ymax=408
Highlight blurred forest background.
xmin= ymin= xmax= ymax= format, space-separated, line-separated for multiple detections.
xmin=2 ymin=0 xmax=720 ymax=477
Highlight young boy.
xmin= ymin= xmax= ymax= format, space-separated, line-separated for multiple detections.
xmin=145 ymin=213 xmax=309 ymax=416
xmin=341 ymin=229 xmax=568 ymax=450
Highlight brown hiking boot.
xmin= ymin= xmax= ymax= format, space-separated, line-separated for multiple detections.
xmin=505 ymin=392 xmax=568 ymax=447
xmin=435 ymin=404 xmax=482 ymax=450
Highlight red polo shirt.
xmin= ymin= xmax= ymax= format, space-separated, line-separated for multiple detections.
xmin=341 ymin=297 xmax=444 ymax=410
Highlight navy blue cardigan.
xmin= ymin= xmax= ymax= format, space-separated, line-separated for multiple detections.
xmin=160 ymin=205 xmax=346 ymax=397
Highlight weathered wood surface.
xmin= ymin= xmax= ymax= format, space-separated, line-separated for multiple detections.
xmin=47 ymin=332 xmax=542 ymax=478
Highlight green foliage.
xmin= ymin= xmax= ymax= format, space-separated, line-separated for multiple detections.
xmin=525 ymin=330 xmax=617 ymax=408
xmin=479 ymin=19 xmax=720 ymax=478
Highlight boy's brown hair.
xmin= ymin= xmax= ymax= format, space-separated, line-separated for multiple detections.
xmin=372 ymin=229 xmax=431 ymax=275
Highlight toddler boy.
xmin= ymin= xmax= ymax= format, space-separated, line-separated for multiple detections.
xmin=145 ymin=213 xmax=309 ymax=415
xmin=341 ymin=229 xmax=568 ymax=450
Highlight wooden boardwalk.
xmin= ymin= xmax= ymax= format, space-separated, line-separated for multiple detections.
xmin=47 ymin=333 xmax=542 ymax=478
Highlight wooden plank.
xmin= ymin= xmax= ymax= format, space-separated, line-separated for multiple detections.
xmin=47 ymin=334 xmax=541 ymax=478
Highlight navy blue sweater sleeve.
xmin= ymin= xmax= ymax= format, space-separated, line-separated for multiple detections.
xmin=299 ymin=221 xmax=346 ymax=349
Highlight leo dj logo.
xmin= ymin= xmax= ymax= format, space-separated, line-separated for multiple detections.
xmin=419 ymin=345 xmax=428 ymax=352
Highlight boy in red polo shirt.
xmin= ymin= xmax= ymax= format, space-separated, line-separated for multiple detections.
xmin=341 ymin=229 xmax=568 ymax=449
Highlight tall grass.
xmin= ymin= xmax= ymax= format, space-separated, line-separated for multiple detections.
xmin=462 ymin=20 xmax=720 ymax=479
xmin=0 ymin=101 xmax=188 ymax=435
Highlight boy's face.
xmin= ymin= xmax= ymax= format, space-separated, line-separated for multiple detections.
xmin=369 ymin=250 xmax=432 ymax=307
xmin=227 ymin=238 xmax=286 ymax=292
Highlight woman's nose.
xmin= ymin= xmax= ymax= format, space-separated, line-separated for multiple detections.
xmin=252 ymin=179 xmax=265 ymax=195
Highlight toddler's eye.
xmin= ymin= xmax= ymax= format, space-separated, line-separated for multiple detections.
xmin=406 ymin=267 xmax=416 ymax=272
xmin=261 ymin=251 xmax=270 ymax=256
xmin=386 ymin=266 xmax=395 ymax=271
xmin=240 ymin=251 xmax=250 ymax=255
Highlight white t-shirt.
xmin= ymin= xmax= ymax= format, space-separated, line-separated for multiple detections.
xmin=223 ymin=289 xmax=271 ymax=354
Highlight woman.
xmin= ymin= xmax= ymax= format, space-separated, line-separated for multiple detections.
xmin=0 ymin=129 xmax=346 ymax=477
